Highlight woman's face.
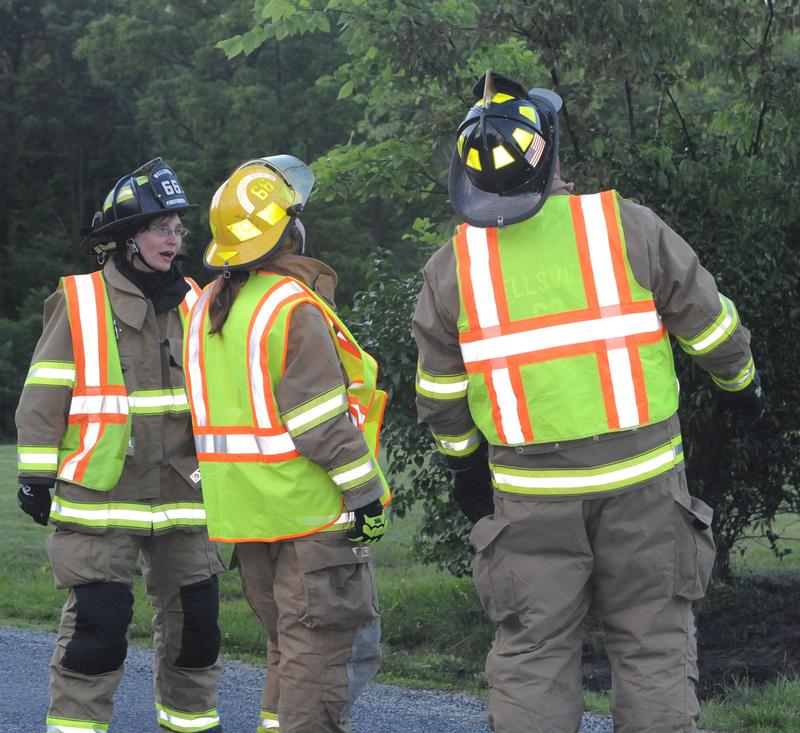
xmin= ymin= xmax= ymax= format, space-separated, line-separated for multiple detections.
xmin=130 ymin=213 xmax=184 ymax=272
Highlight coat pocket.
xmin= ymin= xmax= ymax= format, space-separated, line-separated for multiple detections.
xmin=470 ymin=515 xmax=515 ymax=623
xmin=674 ymin=493 xmax=716 ymax=600
xmin=294 ymin=539 xmax=379 ymax=631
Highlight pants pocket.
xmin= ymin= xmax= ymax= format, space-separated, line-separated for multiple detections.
xmin=48 ymin=530 xmax=112 ymax=588
xmin=470 ymin=515 xmax=514 ymax=623
xmin=294 ymin=539 xmax=379 ymax=630
xmin=674 ymin=493 xmax=716 ymax=600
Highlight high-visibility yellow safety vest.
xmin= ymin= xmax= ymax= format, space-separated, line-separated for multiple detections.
xmin=32 ymin=271 xmax=200 ymax=491
xmin=454 ymin=191 xmax=680 ymax=447
xmin=184 ymin=271 xmax=390 ymax=543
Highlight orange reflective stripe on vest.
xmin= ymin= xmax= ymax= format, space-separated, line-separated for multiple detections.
xmin=59 ymin=272 xmax=129 ymax=483
xmin=178 ymin=277 xmax=202 ymax=323
xmin=455 ymin=224 xmax=533 ymax=444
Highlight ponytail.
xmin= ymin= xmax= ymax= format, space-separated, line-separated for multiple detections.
xmin=208 ymin=270 xmax=249 ymax=335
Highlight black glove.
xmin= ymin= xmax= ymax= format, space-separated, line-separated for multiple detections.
xmin=347 ymin=499 xmax=388 ymax=543
xmin=444 ymin=446 xmax=494 ymax=524
xmin=17 ymin=478 xmax=54 ymax=526
xmin=716 ymin=372 xmax=767 ymax=426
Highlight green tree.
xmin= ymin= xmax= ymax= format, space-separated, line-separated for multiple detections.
xmin=74 ymin=0 xmax=404 ymax=300
xmin=227 ymin=0 xmax=800 ymax=576
xmin=0 ymin=0 xmax=384 ymax=437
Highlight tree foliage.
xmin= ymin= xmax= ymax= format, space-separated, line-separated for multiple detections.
xmin=0 ymin=0 xmax=376 ymax=434
xmin=2 ymin=2 xmax=798 ymax=576
xmin=230 ymin=0 xmax=800 ymax=576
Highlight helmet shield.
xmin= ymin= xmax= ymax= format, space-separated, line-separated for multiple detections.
xmin=204 ymin=154 xmax=315 ymax=272
xmin=82 ymin=158 xmax=197 ymax=254
xmin=448 ymin=72 xmax=561 ymax=228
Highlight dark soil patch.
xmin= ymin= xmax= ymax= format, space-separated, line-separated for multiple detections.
xmin=581 ymin=572 xmax=800 ymax=699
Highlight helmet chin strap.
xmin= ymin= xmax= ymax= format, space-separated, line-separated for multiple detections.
xmin=293 ymin=219 xmax=306 ymax=255
xmin=126 ymin=237 xmax=159 ymax=272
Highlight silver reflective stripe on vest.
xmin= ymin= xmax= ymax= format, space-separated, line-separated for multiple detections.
xmin=186 ymin=287 xmax=215 ymax=426
xmin=59 ymin=423 xmax=103 ymax=481
xmin=461 ymin=225 xmax=526 ymax=444
xmin=460 ymin=311 xmax=662 ymax=362
xmin=249 ymin=280 xmax=305 ymax=428
xmin=73 ymin=275 xmax=104 ymax=386
xmin=183 ymin=282 xmax=200 ymax=311
xmin=194 ymin=431 xmax=296 ymax=456
xmin=332 ymin=510 xmax=356 ymax=525
xmin=69 ymin=394 xmax=129 ymax=417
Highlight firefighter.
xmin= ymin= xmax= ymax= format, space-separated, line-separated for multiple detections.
xmin=15 ymin=158 xmax=225 ymax=733
xmin=412 ymin=72 xmax=765 ymax=733
xmin=184 ymin=154 xmax=391 ymax=733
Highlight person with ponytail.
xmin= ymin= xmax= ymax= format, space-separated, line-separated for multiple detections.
xmin=15 ymin=158 xmax=225 ymax=733
xmin=184 ymin=155 xmax=391 ymax=733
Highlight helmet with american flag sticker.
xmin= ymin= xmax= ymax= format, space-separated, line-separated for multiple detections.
xmin=448 ymin=71 xmax=561 ymax=228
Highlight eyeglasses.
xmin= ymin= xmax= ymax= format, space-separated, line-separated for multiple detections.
xmin=147 ymin=226 xmax=190 ymax=239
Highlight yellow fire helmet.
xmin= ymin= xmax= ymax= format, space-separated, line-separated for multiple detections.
xmin=204 ymin=154 xmax=315 ymax=272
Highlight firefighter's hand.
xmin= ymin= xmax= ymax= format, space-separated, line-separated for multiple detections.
xmin=17 ymin=478 xmax=54 ymax=526
xmin=444 ymin=446 xmax=494 ymax=524
xmin=716 ymin=372 xmax=767 ymax=426
xmin=347 ymin=500 xmax=388 ymax=543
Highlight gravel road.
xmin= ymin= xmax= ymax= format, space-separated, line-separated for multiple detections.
xmin=0 ymin=625 xmax=613 ymax=732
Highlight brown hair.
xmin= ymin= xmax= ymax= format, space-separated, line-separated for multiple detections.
xmin=208 ymin=270 xmax=250 ymax=335
xmin=207 ymin=221 xmax=305 ymax=335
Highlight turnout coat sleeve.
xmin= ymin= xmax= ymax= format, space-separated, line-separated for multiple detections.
xmin=15 ymin=289 xmax=73 ymax=483
xmin=619 ymin=198 xmax=756 ymax=390
xmin=412 ymin=244 xmax=481 ymax=457
xmin=275 ymin=302 xmax=383 ymax=510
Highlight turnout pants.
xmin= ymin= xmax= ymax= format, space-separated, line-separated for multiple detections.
xmin=46 ymin=529 xmax=225 ymax=733
xmin=470 ymin=470 xmax=715 ymax=733
xmin=234 ymin=536 xmax=382 ymax=733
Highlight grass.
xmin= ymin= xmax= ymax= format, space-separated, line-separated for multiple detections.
xmin=729 ymin=513 xmax=800 ymax=575
xmin=700 ymin=676 xmax=800 ymax=733
xmin=2 ymin=443 xmax=799 ymax=729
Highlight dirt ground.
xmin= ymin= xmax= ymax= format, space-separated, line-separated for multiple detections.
xmin=582 ymin=573 xmax=800 ymax=698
